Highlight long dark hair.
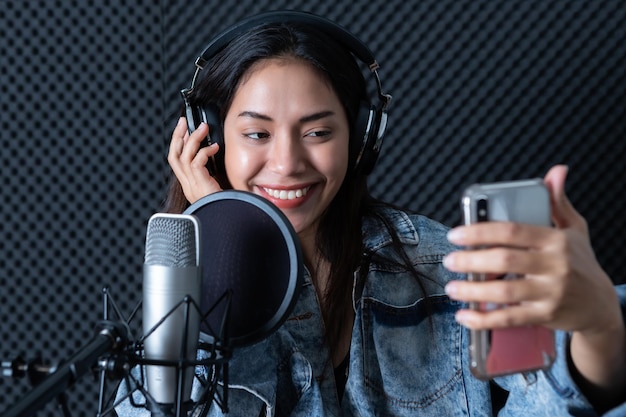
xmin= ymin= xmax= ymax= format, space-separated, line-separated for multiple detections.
xmin=162 ymin=22 xmax=427 ymax=355
xmin=163 ymin=22 xmax=371 ymax=350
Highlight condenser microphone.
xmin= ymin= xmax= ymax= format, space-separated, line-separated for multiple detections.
xmin=142 ymin=213 xmax=202 ymax=415
xmin=113 ymin=192 xmax=302 ymax=417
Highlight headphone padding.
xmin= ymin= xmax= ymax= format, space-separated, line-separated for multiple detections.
xmin=198 ymin=103 xmax=224 ymax=175
xmin=351 ymin=102 xmax=381 ymax=174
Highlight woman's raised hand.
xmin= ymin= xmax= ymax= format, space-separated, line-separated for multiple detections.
xmin=168 ymin=117 xmax=223 ymax=204
xmin=444 ymin=164 xmax=625 ymax=408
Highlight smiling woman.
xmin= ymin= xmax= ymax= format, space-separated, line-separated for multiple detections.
xmin=116 ymin=10 xmax=626 ymax=417
xmin=223 ymin=58 xmax=350 ymax=239
xmin=164 ymin=15 xmax=375 ymax=378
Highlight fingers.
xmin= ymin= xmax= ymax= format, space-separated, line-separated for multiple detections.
xmin=543 ymin=164 xmax=587 ymax=231
xmin=169 ymin=117 xmax=188 ymax=156
xmin=168 ymin=117 xmax=222 ymax=203
xmin=447 ymin=221 xmax=554 ymax=250
xmin=452 ymin=304 xmax=548 ymax=329
xmin=169 ymin=118 xmax=211 ymax=165
xmin=445 ymin=276 xmax=543 ymax=306
xmin=444 ymin=166 xmax=616 ymax=337
xmin=444 ymin=246 xmax=554 ymax=276
xmin=445 ymin=279 xmax=557 ymax=329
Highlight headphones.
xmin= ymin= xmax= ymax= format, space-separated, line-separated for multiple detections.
xmin=180 ymin=10 xmax=392 ymax=176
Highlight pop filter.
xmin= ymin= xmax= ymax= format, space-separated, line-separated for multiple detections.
xmin=183 ymin=190 xmax=304 ymax=348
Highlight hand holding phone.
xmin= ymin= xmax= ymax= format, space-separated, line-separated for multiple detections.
xmin=461 ymin=178 xmax=557 ymax=379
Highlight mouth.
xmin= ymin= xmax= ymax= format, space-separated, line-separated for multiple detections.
xmin=261 ymin=185 xmax=311 ymax=201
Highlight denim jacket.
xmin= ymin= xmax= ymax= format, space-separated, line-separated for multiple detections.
xmin=116 ymin=207 xmax=626 ymax=416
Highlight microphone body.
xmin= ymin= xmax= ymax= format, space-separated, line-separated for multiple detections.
xmin=143 ymin=213 xmax=202 ymax=410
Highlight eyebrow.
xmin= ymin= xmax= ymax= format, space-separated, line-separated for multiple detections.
xmin=237 ymin=110 xmax=336 ymax=123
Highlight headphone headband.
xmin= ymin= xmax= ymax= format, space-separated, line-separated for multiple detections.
xmin=195 ymin=10 xmax=378 ymax=71
xmin=183 ymin=10 xmax=391 ymax=176
xmin=190 ymin=10 xmax=391 ymax=110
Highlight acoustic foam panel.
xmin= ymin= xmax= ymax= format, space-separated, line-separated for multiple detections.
xmin=1 ymin=1 xmax=624 ymax=415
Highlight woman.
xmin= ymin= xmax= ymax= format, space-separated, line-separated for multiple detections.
xmin=119 ymin=11 xmax=626 ymax=417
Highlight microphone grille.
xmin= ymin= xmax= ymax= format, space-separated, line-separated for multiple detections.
xmin=145 ymin=214 xmax=199 ymax=267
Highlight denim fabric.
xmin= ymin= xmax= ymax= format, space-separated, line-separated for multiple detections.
xmin=115 ymin=207 xmax=626 ymax=416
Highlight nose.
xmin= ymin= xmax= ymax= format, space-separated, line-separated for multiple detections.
xmin=267 ymin=129 xmax=307 ymax=175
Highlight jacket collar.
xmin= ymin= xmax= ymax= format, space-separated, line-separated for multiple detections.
xmin=361 ymin=207 xmax=420 ymax=252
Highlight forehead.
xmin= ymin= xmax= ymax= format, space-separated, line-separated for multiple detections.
xmin=230 ymin=57 xmax=342 ymax=109
xmin=239 ymin=56 xmax=331 ymax=91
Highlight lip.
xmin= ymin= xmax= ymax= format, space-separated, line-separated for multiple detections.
xmin=257 ymin=183 xmax=316 ymax=209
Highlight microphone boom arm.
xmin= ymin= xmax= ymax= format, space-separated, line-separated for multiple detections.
xmin=1 ymin=320 xmax=129 ymax=417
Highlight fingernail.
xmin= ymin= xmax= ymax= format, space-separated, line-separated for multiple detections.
xmin=455 ymin=310 xmax=470 ymax=325
xmin=442 ymin=253 xmax=455 ymax=269
xmin=444 ymin=281 xmax=457 ymax=297
xmin=447 ymin=227 xmax=464 ymax=243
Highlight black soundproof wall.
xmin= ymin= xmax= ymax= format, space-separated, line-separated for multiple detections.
xmin=1 ymin=1 xmax=624 ymax=415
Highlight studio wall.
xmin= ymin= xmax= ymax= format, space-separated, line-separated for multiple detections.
xmin=1 ymin=1 xmax=624 ymax=415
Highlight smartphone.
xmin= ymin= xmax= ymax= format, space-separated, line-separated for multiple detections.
xmin=461 ymin=178 xmax=556 ymax=380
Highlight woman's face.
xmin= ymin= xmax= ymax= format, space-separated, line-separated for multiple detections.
xmin=223 ymin=57 xmax=350 ymax=241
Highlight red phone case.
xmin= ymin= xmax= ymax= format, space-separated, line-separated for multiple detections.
xmin=470 ymin=276 xmax=556 ymax=379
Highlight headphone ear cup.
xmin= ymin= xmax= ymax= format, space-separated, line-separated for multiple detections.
xmin=351 ymin=101 xmax=382 ymax=175
xmin=198 ymin=103 xmax=223 ymax=146
xmin=197 ymin=103 xmax=225 ymax=175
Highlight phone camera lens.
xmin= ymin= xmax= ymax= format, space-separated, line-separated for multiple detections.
xmin=477 ymin=198 xmax=488 ymax=221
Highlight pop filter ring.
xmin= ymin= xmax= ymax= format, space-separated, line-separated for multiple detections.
xmin=184 ymin=190 xmax=304 ymax=348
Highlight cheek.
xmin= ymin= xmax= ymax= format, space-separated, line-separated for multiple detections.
xmin=224 ymin=142 xmax=254 ymax=189
xmin=321 ymin=141 xmax=350 ymax=184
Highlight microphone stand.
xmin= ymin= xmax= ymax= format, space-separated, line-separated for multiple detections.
xmin=1 ymin=320 xmax=129 ymax=417
xmin=95 ymin=287 xmax=233 ymax=417
xmin=1 ymin=356 xmax=71 ymax=416
xmin=2 ymin=286 xmax=233 ymax=417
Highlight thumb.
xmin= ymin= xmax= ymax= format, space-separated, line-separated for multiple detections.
xmin=543 ymin=164 xmax=583 ymax=230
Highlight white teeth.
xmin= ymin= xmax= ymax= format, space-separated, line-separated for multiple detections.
xmin=263 ymin=186 xmax=310 ymax=200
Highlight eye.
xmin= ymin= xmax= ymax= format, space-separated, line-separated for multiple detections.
xmin=305 ymin=130 xmax=331 ymax=138
xmin=244 ymin=132 xmax=270 ymax=140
